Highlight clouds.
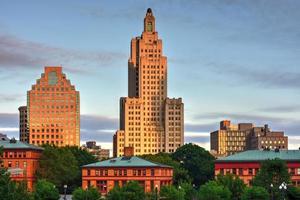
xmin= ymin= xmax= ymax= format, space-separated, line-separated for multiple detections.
xmin=0 ymin=34 xmax=126 ymax=74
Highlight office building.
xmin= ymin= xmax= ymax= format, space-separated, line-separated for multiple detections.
xmin=113 ymin=8 xmax=184 ymax=156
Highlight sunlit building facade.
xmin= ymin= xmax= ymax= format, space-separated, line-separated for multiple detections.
xmin=211 ymin=120 xmax=288 ymax=157
xmin=26 ymin=66 xmax=80 ymax=146
xmin=113 ymin=8 xmax=184 ymax=156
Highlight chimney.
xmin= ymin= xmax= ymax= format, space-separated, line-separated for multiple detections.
xmin=124 ymin=147 xmax=134 ymax=157
xmin=220 ymin=120 xmax=231 ymax=130
xmin=264 ymin=124 xmax=268 ymax=134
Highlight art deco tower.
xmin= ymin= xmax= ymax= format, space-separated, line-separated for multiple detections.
xmin=113 ymin=8 xmax=184 ymax=156
xmin=26 ymin=66 xmax=80 ymax=146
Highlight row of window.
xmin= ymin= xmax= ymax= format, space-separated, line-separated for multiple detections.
xmin=1 ymin=152 xmax=27 ymax=159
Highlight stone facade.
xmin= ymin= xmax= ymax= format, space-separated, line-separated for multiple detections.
xmin=113 ymin=8 xmax=184 ymax=156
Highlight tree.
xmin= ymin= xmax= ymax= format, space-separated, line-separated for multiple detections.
xmin=37 ymin=145 xmax=96 ymax=192
xmin=34 ymin=179 xmax=60 ymax=200
xmin=287 ymin=186 xmax=300 ymax=200
xmin=172 ymin=143 xmax=215 ymax=186
xmin=37 ymin=145 xmax=78 ymax=191
xmin=65 ymin=146 xmax=97 ymax=191
xmin=72 ymin=187 xmax=101 ymax=200
xmin=241 ymin=186 xmax=269 ymax=200
xmin=216 ymin=174 xmax=246 ymax=200
xmin=179 ymin=182 xmax=198 ymax=200
xmin=253 ymin=158 xmax=290 ymax=199
xmin=160 ymin=185 xmax=185 ymax=200
xmin=141 ymin=153 xmax=190 ymax=185
xmin=198 ymin=181 xmax=231 ymax=200
xmin=107 ymin=181 xmax=145 ymax=200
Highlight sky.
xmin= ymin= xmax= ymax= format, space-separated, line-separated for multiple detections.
xmin=0 ymin=0 xmax=300 ymax=151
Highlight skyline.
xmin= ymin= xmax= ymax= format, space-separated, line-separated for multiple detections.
xmin=1 ymin=1 xmax=300 ymax=151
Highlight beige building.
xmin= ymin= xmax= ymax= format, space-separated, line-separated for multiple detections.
xmin=113 ymin=8 xmax=184 ymax=156
xmin=211 ymin=120 xmax=288 ymax=157
xmin=82 ymin=141 xmax=110 ymax=161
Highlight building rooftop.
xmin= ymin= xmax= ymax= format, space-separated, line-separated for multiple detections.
xmin=0 ymin=139 xmax=43 ymax=151
xmin=216 ymin=150 xmax=300 ymax=162
xmin=83 ymin=156 xmax=172 ymax=168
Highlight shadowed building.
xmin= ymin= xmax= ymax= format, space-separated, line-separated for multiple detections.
xmin=211 ymin=120 xmax=288 ymax=157
xmin=26 ymin=66 xmax=80 ymax=146
xmin=0 ymin=138 xmax=43 ymax=190
xmin=19 ymin=106 xmax=28 ymax=143
xmin=113 ymin=8 xmax=184 ymax=156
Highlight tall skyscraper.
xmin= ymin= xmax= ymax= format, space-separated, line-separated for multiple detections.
xmin=113 ymin=8 xmax=184 ymax=156
xmin=26 ymin=66 xmax=80 ymax=146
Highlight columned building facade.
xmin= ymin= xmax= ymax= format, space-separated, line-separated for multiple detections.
xmin=113 ymin=9 xmax=184 ymax=156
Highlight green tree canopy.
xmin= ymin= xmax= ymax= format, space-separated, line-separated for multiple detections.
xmin=0 ymin=169 xmax=32 ymax=200
xmin=37 ymin=145 xmax=97 ymax=192
xmin=216 ymin=174 xmax=246 ymax=200
xmin=107 ymin=181 xmax=145 ymax=200
xmin=198 ymin=181 xmax=231 ymax=200
xmin=253 ymin=158 xmax=290 ymax=199
xmin=172 ymin=143 xmax=215 ymax=186
xmin=160 ymin=185 xmax=185 ymax=200
xmin=241 ymin=186 xmax=269 ymax=200
xmin=34 ymin=179 xmax=59 ymax=200
xmin=287 ymin=186 xmax=300 ymax=200
xmin=36 ymin=145 xmax=78 ymax=191
xmin=141 ymin=153 xmax=190 ymax=185
xmin=72 ymin=187 xmax=101 ymax=200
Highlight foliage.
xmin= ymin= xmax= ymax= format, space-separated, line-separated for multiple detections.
xmin=141 ymin=153 xmax=190 ymax=185
xmin=37 ymin=145 xmax=97 ymax=192
xmin=107 ymin=181 xmax=145 ymax=200
xmin=179 ymin=182 xmax=198 ymax=200
xmin=0 ymin=169 xmax=32 ymax=200
xmin=160 ymin=185 xmax=185 ymax=200
xmin=287 ymin=186 xmax=300 ymax=200
xmin=66 ymin=146 xmax=97 ymax=191
xmin=241 ymin=186 xmax=269 ymax=200
xmin=198 ymin=181 xmax=231 ymax=200
xmin=172 ymin=143 xmax=215 ymax=186
xmin=252 ymin=158 xmax=290 ymax=199
xmin=216 ymin=174 xmax=246 ymax=200
xmin=34 ymin=179 xmax=60 ymax=200
xmin=72 ymin=187 xmax=101 ymax=200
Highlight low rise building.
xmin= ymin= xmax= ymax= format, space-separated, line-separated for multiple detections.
xmin=215 ymin=150 xmax=300 ymax=186
xmin=81 ymin=141 xmax=110 ymax=161
xmin=82 ymin=148 xmax=173 ymax=195
xmin=211 ymin=120 xmax=288 ymax=157
xmin=0 ymin=138 xmax=43 ymax=190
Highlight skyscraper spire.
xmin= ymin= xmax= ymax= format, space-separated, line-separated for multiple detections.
xmin=114 ymin=9 xmax=184 ymax=157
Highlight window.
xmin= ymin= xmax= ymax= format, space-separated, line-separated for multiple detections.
xmin=239 ymin=168 xmax=243 ymax=175
xmin=248 ymin=168 xmax=253 ymax=175
xmin=87 ymin=170 xmax=90 ymax=176
xmin=151 ymin=169 xmax=155 ymax=176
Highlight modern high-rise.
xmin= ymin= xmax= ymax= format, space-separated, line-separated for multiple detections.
xmin=210 ymin=120 xmax=288 ymax=157
xmin=26 ymin=66 xmax=80 ymax=146
xmin=113 ymin=8 xmax=184 ymax=156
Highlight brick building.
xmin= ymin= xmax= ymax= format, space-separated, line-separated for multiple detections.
xmin=215 ymin=150 xmax=300 ymax=186
xmin=0 ymin=139 xmax=43 ymax=190
xmin=82 ymin=147 xmax=173 ymax=195
xmin=25 ymin=66 xmax=80 ymax=146
xmin=114 ymin=8 xmax=184 ymax=156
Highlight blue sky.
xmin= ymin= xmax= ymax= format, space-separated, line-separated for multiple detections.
xmin=0 ymin=0 xmax=300 ymax=151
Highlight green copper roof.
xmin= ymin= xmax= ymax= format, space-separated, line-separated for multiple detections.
xmin=0 ymin=140 xmax=43 ymax=151
xmin=83 ymin=156 xmax=172 ymax=168
xmin=216 ymin=150 xmax=300 ymax=162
